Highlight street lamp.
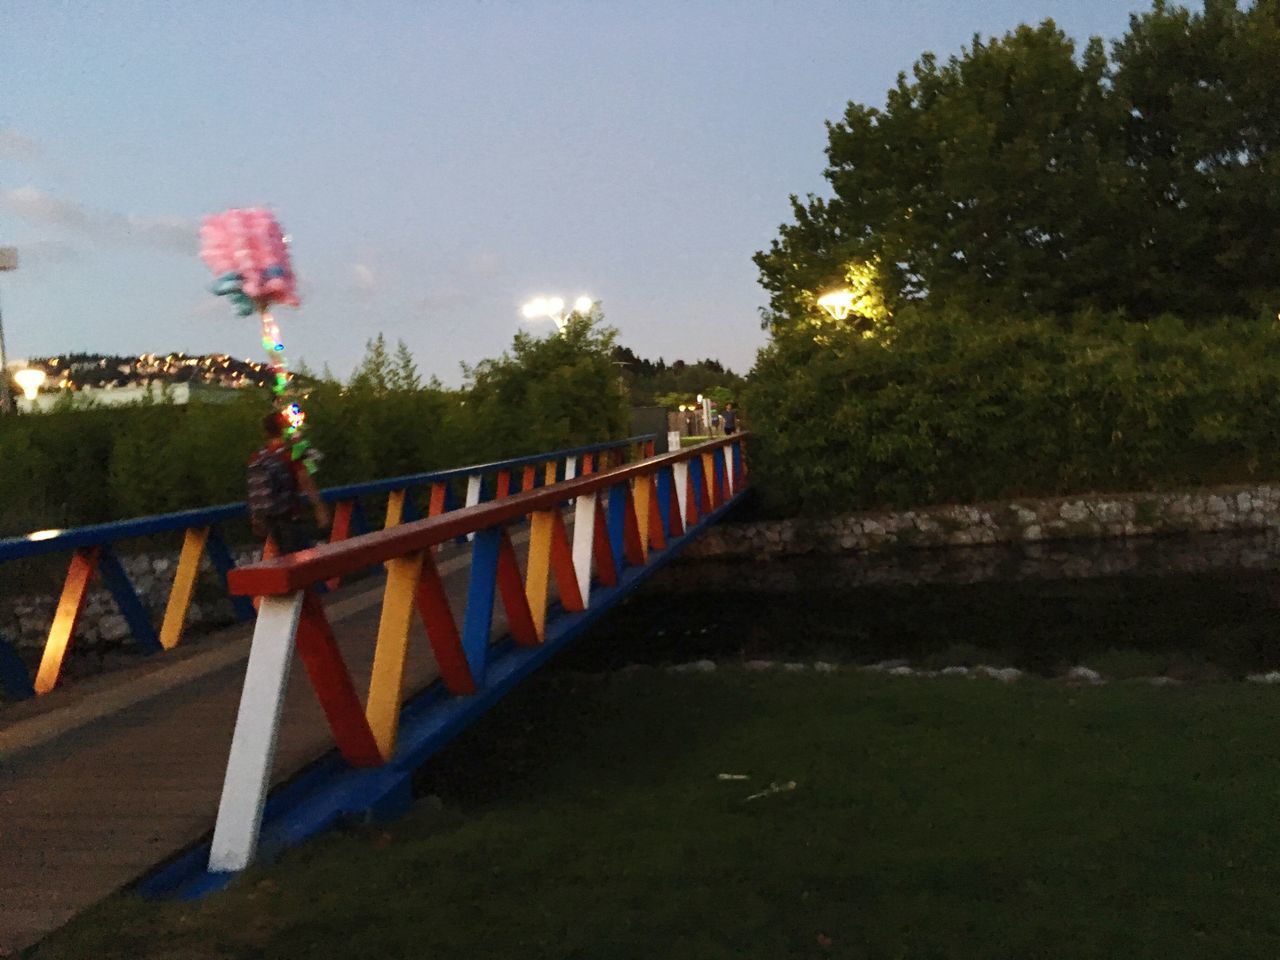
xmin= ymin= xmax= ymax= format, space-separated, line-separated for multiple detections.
xmin=13 ymin=367 xmax=45 ymax=402
xmin=521 ymin=295 xmax=594 ymax=335
xmin=816 ymin=289 xmax=857 ymax=321
xmin=0 ymin=246 xmax=17 ymax=413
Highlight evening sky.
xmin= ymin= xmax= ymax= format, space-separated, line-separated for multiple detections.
xmin=1 ymin=0 xmax=1162 ymax=383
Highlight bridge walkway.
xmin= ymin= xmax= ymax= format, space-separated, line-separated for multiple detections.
xmin=0 ymin=435 xmax=745 ymax=951
xmin=0 ymin=535 xmax=518 ymax=951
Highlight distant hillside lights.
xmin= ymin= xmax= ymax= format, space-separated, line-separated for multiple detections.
xmin=6 ymin=351 xmax=284 ymax=412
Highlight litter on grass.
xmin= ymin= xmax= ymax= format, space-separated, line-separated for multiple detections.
xmin=745 ymin=780 xmax=797 ymax=801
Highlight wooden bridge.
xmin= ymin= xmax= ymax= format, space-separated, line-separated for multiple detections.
xmin=0 ymin=435 xmax=748 ymax=950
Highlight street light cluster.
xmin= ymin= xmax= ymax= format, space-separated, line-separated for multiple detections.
xmin=521 ymin=295 xmax=594 ymax=335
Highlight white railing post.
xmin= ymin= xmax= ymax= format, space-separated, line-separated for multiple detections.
xmin=571 ymin=492 xmax=596 ymax=606
xmin=672 ymin=461 xmax=689 ymax=526
xmin=208 ymin=591 xmax=304 ymax=872
xmin=464 ymin=474 xmax=483 ymax=541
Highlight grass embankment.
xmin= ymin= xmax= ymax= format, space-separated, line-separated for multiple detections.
xmin=35 ymin=669 xmax=1280 ymax=959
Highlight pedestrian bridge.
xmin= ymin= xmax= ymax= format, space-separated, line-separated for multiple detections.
xmin=0 ymin=434 xmax=748 ymax=950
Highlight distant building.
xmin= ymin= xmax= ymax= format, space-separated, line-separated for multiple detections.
xmin=16 ymin=381 xmax=242 ymax=413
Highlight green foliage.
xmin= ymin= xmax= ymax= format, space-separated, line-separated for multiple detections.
xmin=745 ymin=309 xmax=1280 ymax=514
xmin=462 ymin=308 xmax=630 ymax=459
xmin=0 ymin=315 xmax=631 ymax=534
xmin=611 ymin=346 xmax=745 ymax=407
xmin=755 ymin=1 xmax=1280 ymax=330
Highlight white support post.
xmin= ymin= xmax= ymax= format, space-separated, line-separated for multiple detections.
xmin=722 ymin=447 xmax=734 ymax=496
xmin=572 ymin=492 xmax=596 ymax=606
xmin=672 ymin=461 xmax=689 ymax=525
xmin=464 ymin=474 xmax=483 ymax=541
xmin=208 ymin=591 xmax=304 ymax=872
xmin=563 ymin=455 xmax=579 ymax=506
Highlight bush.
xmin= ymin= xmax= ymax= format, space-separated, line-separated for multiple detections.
xmin=744 ymin=308 xmax=1280 ymax=515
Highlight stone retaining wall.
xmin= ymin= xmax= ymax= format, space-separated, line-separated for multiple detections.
xmin=1 ymin=548 xmax=258 ymax=651
xmin=689 ymin=483 xmax=1280 ymax=560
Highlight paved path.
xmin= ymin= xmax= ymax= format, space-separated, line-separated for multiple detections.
xmin=0 ymin=532 xmax=528 ymax=951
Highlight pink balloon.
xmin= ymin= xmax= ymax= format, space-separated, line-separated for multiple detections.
xmin=199 ymin=207 xmax=301 ymax=309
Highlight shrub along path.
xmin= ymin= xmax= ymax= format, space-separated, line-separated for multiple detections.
xmin=34 ymin=668 xmax=1280 ymax=959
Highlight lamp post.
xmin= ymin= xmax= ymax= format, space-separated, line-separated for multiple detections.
xmin=521 ymin=295 xmax=594 ymax=335
xmin=0 ymin=246 xmax=17 ymax=413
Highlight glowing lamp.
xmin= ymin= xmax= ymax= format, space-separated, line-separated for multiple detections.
xmin=14 ymin=367 xmax=46 ymax=400
xmin=817 ymin=289 xmax=857 ymax=321
xmin=574 ymin=296 xmax=593 ymax=313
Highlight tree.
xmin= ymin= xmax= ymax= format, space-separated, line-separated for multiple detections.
xmin=1111 ymin=0 xmax=1280 ymax=318
xmin=611 ymin=346 xmax=745 ymax=407
xmin=390 ymin=339 xmax=422 ymax=392
xmin=461 ymin=308 xmax=629 ymax=456
xmin=754 ymin=2 xmax=1280 ymax=331
xmin=349 ymin=333 xmax=393 ymax=394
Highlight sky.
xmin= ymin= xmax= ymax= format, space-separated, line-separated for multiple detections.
xmin=0 ymin=0 xmax=1160 ymax=385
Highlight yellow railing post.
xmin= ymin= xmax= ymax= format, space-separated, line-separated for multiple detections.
xmin=159 ymin=526 xmax=211 ymax=650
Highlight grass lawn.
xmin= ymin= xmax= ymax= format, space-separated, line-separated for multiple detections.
xmin=32 ymin=669 xmax=1280 ymax=959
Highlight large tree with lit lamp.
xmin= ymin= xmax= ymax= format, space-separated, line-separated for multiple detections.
xmin=754 ymin=1 xmax=1280 ymax=333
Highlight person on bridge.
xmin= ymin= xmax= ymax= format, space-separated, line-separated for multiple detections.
xmin=247 ymin=411 xmax=331 ymax=554
xmin=722 ymin=402 xmax=739 ymax=436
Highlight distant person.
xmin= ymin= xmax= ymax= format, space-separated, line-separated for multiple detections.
xmin=247 ymin=411 xmax=330 ymax=554
xmin=722 ymin=402 xmax=739 ymax=435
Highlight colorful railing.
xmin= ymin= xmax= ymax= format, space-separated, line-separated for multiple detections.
xmin=202 ymin=435 xmax=747 ymax=876
xmin=0 ymin=436 xmax=657 ymax=702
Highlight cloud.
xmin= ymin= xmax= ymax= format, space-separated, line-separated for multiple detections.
xmin=15 ymin=239 xmax=81 ymax=267
xmin=0 ymin=185 xmax=196 ymax=255
xmin=352 ymin=262 xmax=377 ymax=294
xmin=0 ymin=128 xmax=40 ymax=163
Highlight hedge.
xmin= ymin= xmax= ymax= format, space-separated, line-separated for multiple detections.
xmin=744 ymin=309 xmax=1280 ymax=515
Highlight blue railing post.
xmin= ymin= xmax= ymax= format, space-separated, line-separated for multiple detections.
xmin=97 ymin=546 xmax=164 ymax=654
xmin=606 ymin=483 xmax=629 ymax=572
xmin=0 ymin=632 xmax=35 ymax=700
xmin=689 ymin=456 xmax=706 ymax=517
xmin=713 ymin=449 xmax=728 ymax=503
xmin=206 ymin=528 xmax=256 ymax=623
xmin=460 ymin=527 xmax=502 ymax=686
xmin=655 ymin=467 xmax=675 ymax=539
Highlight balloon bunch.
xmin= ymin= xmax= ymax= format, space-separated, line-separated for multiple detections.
xmin=199 ymin=208 xmax=300 ymax=316
xmin=199 ymin=208 xmax=316 ymax=469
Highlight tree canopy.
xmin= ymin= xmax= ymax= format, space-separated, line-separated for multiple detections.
xmin=610 ymin=345 xmax=744 ymax=406
xmin=754 ymin=0 xmax=1280 ymax=332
